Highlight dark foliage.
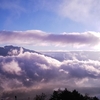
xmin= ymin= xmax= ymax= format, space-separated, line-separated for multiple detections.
xmin=34 ymin=93 xmax=46 ymax=100
xmin=49 ymin=88 xmax=99 ymax=100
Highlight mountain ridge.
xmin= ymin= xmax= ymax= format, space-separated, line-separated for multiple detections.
xmin=0 ymin=45 xmax=39 ymax=56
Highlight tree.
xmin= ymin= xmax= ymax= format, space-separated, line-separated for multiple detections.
xmin=34 ymin=93 xmax=46 ymax=100
xmin=93 ymin=96 xmax=99 ymax=100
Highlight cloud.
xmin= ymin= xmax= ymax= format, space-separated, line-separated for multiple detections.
xmin=0 ymin=0 xmax=26 ymax=16
xmin=0 ymin=30 xmax=100 ymax=49
xmin=0 ymin=49 xmax=100 ymax=97
xmin=57 ymin=0 xmax=100 ymax=30
xmin=61 ymin=59 xmax=100 ymax=79
xmin=1 ymin=60 xmax=21 ymax=75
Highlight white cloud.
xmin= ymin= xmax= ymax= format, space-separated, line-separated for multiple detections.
xmin=57 ymin=0 xmax=100 ymax=29
xmin=8 ymin=49 xmax=19 ymax=56
xmin=59 ymin=69 xmax=69 ymax=74
xmin=1 ymin=60 xmax=21 ymax=75
xmin=36 ymin=63 xmax=51 ymax=70
xmin=0 ymin=30 xmax=100 ymax=49
xmin=58 ymin=0 xmax=93 ymax=22
xmin=0 ymin=50 xmax=100 ymax=95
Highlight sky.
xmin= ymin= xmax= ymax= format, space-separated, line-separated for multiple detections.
xmin=1 ymin=0 xmax=100 ymax=98
xmin=0 ymin=0 xmax=100 ymax=50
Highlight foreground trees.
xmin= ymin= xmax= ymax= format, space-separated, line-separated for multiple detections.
xmin=34 ymin=93 xmax=46 ymax=100
xmin=34 ymin=88 xmax=99 ymax=100
xmin=49 ymin=88 xmax=99 ymax=100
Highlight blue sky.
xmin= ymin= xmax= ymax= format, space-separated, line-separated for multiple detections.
xmin=0 ymin=0 xmax=100 ymax=50
xmin=0 ymin=0 xmax=95 ymax=32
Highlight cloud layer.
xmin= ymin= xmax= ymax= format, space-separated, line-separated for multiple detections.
xmin=0 ymin=47 xmax=100 ymax=96
xmin=0 ymin=30 xmax=100 ymax=49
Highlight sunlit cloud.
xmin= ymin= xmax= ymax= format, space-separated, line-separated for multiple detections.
xmin=0 ymin=30 xmax=100 ymax=49
xmin=1 ymin=60 xmax=21 ymax=75
xmin=0 ymin=48 xmax=100 ymax=95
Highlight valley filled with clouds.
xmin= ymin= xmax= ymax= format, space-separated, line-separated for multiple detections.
xmin=0 ymin=46 xmax=100 ymax=98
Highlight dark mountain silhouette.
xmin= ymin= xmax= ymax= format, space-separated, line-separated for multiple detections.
xmin=0 ymin=45 xmax=39 ymax=56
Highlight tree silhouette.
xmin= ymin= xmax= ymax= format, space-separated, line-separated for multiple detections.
xmin=93 ymin=96 xmax=99 ymax=100
xmin=49 ymin=88 xmax=99 ymax=100
xmin=15 ymin=96 xmax=17 ymax=100
xmin=34 ymin=93 xmax=46 ymax=100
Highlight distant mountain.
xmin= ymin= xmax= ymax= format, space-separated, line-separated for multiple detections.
xmin=0 ymin=45 xmax=38 ymax=56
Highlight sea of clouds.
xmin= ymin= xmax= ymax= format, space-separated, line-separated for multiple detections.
xmin=0 ymin=47 xmax=100 ymax=97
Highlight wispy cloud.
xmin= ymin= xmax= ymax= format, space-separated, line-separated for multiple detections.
xmin=0 ymin=0 xmax=26 ymax=27
xmin=0 ymin=0 xmax=26 ymax=15
xmin=57 ymin=0 xmax=100 ymax=30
